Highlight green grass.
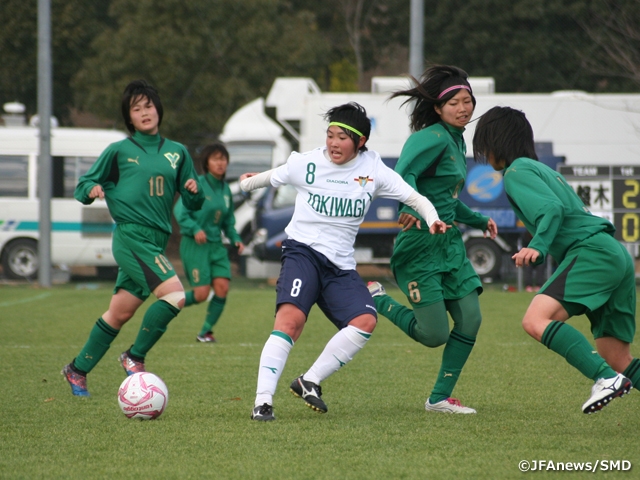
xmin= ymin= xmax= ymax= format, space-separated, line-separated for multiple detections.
xmin=1 ymin=279 xmax=638 ymax=479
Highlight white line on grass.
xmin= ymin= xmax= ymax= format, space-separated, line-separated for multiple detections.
xmin=0 ymin=292 xmax=51 ymax=307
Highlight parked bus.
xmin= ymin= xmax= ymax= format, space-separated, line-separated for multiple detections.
xmin=0 ymin=112 xmax=126 ymax=280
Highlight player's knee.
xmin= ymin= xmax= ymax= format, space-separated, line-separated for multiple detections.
xmin=193 ymin=288 xmax=210 ymax=303
xmin=110 ymin=310 xmax=135 ymax=325
xmin=521 ymin=314 xmax=543 ymax=340
xmin=459 ymin=311 xmax=482 ymax=337
xmin=159 ymin=291 xmax=186 ymax=310
xmin=213 ymin=282 xmax=229 ymax=298
xmin=413 ymin=325 xmax=449 ymax=348
xmin=349 ymin=314 xmax=377 ymax=333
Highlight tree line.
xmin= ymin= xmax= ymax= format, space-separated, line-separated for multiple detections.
xmin=0 ymin=0 xmax=638 ymax=149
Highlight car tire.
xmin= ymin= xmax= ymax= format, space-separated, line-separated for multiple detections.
xmin=2 ymin=239 xmax=38 ymax=280
xmin=465 ymin=238 xmax=502 ymax=279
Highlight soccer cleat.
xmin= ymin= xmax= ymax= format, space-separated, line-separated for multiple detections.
xmin=119 ymin=351 xmax=145 ymax=376
xmin=425 ymin=397 xmax=477 ymax=414
xmin=196 ymin=332 xmax=216 ymax=343
xmin=367 ymin=281 xmax=386 ymax=297
xmin=251 ymin=403 xmax=275 ymax=421
xmin=290 ymin=375 xmax=328 ymax=413
xmin=582 ymin=373 xmax=632 ymax=414
xmin=62 ymin=363 xmax=90 ymax=397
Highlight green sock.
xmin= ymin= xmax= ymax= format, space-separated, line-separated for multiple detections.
xmin=199 ymin=296 xmax=226 ymax=336
xmin=184 ymin=291 xmax=197 ymax=307
xmin=623 ymin=358 xmax=640 ymax=386
xmin=541 ymin=321 xmax=617 ymax=381
xmin=372 ymin=294 xmax=416 ymax=337
xmin=130 ymin=300 xmax=180 ymax=359
xmin=429 ymin=330 xmax=476 ymax=403
xmin=73 ymin=317 xmax=119 ymax=374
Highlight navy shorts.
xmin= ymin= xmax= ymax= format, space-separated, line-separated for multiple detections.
xmin=276 ymin=239 xmax=377 ymax=329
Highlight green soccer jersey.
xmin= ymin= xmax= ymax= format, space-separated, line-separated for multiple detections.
xmin=75 ymin=131 xmax=204 ymax=234
xmin=503 ymin=157 xmax=615 ymax=264
xmin=395 ymin=122 xmax=488 ymax=229
xmin=173 ymin=173 xmax=242 ymax=244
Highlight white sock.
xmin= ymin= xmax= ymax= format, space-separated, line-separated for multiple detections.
xmin=303 ymin=325 xmax=371 ymax=384
xmin=255 ymin=332 xmax=293 ymax=407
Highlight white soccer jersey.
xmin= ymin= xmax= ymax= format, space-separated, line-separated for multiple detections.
xmin=270 ymin=147 xmax=420 ymax=270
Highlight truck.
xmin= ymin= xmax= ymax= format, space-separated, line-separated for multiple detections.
xmin=0 ymin=104 xmax=127 ymax=279
xmin=217 ymin=78 xmax=640 ymax=279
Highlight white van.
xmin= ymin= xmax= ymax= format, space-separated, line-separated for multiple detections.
xmin=0 ymin=118 xmax=126 ymax=279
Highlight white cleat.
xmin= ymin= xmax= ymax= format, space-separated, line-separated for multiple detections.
xmin=582 ymin=373 xmax=632 ymax=414
xmin=425 ymin=397 xmax=477 ymax=414
xmin=367 ymin=281 xmax=386 ymax=297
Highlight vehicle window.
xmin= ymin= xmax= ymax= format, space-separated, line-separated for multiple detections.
xmin=225 ymin=143 xmax=273 ymax=181
xmin=64 ymin=156 xmax=97 ymax=197
xmin=273 ymin=184 xmax=297 ymax=209
xmin=0 ymin=155 xmax=28 ymax=197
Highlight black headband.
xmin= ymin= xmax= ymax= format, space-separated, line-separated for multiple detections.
xmin=437 ymin=76 xmax=472 ymax=99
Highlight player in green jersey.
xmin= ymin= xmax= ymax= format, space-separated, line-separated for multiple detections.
xmin=62 ymin=80 xmax=205 ymax=396
xmin=174 ymin=142 xmax=244 ymax=343
xmin=473 ymin=106 xmax=635 ymax=413
xmin=368 ymin=65 xmax=498 ymax=414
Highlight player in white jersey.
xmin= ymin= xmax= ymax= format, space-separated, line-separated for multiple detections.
xmin=241 ymin=102 xmax=450 ymax=421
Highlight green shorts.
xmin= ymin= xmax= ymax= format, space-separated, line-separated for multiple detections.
xmin=390 ymin=227 xmax=482 ymax=307
xmin=111 ymin=223 xmax=176 ymax=300
xmin=180 ymin=236 xmax=231 ymax=287
xmin=541 ymin=232 xmax=636 ymax=343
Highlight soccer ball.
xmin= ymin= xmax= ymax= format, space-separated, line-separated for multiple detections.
xmin=117 ymin=372 xmax=169 ymax=420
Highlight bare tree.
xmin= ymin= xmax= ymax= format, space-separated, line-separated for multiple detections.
xmin=340 ymin=0 xmax=377 ymax=89
xmin=576 ymin=0 xmax=640 ymax=87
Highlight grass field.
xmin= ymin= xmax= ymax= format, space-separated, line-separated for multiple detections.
xmin=1 ymin=277 xmax=638 ymax=479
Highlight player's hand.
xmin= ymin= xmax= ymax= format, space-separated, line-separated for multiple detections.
xmin=239 ymin=173 xmax=259 ymax=192
xmin=88 ymin=185 xmax=105 ymax=199
xmin=185 ymin=178 xmax=198 ymax=193
xmin=194 ymin=230 xmax=207 ymax=244
xmin=239 ymin=173 xmax=258 ymax=182
xmin=235 ymin=242 xmax=245 ymax=255
xmin=429 ymin=220 xmax=451 ymax=235
xmin=399 ymin=213 xmax=421 ymax=231
xmin=485 ymin=218 xmax=498 ymax=239
xmin=512 ymin=247 xmax=540 ymax=267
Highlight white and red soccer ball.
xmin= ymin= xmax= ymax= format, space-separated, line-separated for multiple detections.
xmin=117 ymin=372 xmax=168 ymax=420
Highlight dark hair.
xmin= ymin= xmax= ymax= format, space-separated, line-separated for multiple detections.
xmin=390 ymin=65 xmax=476 ymax=132
xmin=121 ymin=79 xmax=164 ymax=134
xmin=200 ymin=142 xmax=230 ymax=174
xmin=323 ymin=102 xmax=371 ymax=153
xmin=473 ymin=106 xmax=538 ymax=167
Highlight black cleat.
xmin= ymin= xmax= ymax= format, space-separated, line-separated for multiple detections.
xmin=290 ymin=375 xmax=327 ymax=413
xmin=251 ymin=403 xmax=275 ymax=421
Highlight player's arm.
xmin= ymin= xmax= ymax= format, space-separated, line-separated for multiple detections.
xmin=395 ymin=132 xmax=447 ymax=219
xmin=173 ymin=197 xmax=202 ymax=237
xmin=505 ymin=168 xmax=564 ymax=265
xmin=454 ymin=201 xmax=497 ymax=239
xmin=241 ymin=156 xmax=294 ymax=192
xmin=177 ymin=148 xmax=205 ymax=210
xmin=74 ymin=145 xmax=118 ymax=204
xmin=376 ymin=163 xmax=448 ymax=233
xmin=221 ymin=184 xmax=244 ymax=251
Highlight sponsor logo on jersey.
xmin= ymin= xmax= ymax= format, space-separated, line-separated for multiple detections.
xmin=354 ymin=176 xmax=372 ymax=187
xmin=306 ymin=192 xmax=372 ymax=217
xmin=164 ymin=152 xmax=180 ymax=169
xmin=127 ymin=157 xmax=139 ymax=165
xmin=326 ymin=179 xmax=349 ymax=185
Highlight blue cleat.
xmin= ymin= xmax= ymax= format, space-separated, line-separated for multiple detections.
xmin=62 ymin=363 xmax=90 ymax=397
